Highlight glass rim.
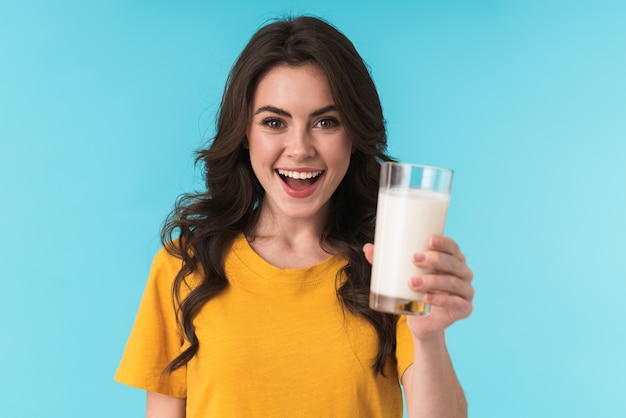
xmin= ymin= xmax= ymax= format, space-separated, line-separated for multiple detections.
xmin=382 ymin=161 xmax=454 ymax=176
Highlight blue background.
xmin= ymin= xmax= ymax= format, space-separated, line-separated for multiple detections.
xmin=1 ymin=0 xmax=624 ymax=417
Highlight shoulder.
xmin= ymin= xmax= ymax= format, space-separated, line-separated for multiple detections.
xmin=395 ymin=315 xmax=415 ymax=378
xmin=147 ymin=241 xmax=203 ymax=292
xmin=149 ymin=244 xmax=185 ymax=279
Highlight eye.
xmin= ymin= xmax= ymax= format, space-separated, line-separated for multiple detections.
xmin=315 ymin=117 xmax=340 ymax=129
xmin=262 ymin=118 xmax=284 ymax=129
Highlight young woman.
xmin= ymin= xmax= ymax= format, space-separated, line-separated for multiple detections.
xmin=116 ymin=16 xmax=474 ymax=418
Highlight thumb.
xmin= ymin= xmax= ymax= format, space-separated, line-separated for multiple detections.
xmin=362 ymin=243 xmax=375 ymax=264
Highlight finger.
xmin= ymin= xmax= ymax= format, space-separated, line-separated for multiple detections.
xmin=410 ymin=274 xmax=475 ymax=301
xmin=429 ymin=235 xmax=466 ymax=262
xmin=413 ymin=251 xmax=473 ymax=281
xmin=362 ymin=243 xmax=374 ymax=264
xmin=423 ymin=292 xmax=473 ymax=320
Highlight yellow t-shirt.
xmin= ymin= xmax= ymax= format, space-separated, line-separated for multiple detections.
xmin=115 ymin=234 xmax=415 ymax=417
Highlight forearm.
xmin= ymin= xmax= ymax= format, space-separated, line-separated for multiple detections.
xmin=403 ymin=332 xmax=467 ymax=418
xmin=147 ymin=391 xmax=186 ymax=418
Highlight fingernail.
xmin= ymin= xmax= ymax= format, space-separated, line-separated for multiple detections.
xmin=411 ymin=277 xmax=423 ymax=287
xmin=414 ymin=253 xmax=426 ymax=262
xmin=430 ymin=236 xmax=440 ymax=247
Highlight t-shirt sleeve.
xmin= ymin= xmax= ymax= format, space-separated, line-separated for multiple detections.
xmin=114 ymin=247 xmax=188 ymax=398
xmin=395 ymin=315 xmax=415 ymax=380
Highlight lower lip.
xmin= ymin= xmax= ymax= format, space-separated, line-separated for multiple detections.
xmin=278 ymin=173 xmax=324 ymax=198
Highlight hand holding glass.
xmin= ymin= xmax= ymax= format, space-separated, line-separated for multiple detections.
xmin=369 ymin=162 xmax=453 ymax=316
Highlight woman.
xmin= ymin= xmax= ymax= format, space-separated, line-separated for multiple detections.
xmin=116 ymin=16 xmax=474 ymax=418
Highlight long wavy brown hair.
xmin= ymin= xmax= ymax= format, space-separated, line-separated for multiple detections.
xmin=162 ymin=16 xmax=397 ymax=376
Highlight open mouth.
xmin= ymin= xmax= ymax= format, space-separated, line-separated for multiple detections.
xmin=276 ymin=169 xmax=324 ymax=191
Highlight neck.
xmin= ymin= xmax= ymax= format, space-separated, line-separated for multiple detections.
xmin=246 ymin=201 xmax=334 ymax=268
xmin=253 ymin=197 xmax=332 ymax=241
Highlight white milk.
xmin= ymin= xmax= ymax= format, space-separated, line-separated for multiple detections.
xmin=370 ymin=188 xmax=450 ymax=300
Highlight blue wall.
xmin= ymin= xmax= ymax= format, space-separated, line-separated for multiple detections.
xmin=1 ymin=1 xmax=624 ymax=417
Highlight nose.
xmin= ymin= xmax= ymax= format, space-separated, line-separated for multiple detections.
xmin=286 ymin=128 xmax=315 ymax=160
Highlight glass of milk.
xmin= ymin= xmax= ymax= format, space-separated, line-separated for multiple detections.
xmin=369 ymin=162 xmax=453 ymax=316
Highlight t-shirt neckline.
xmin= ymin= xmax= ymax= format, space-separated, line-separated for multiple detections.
xmin=228 ymin=233 xmax=348 ymax=286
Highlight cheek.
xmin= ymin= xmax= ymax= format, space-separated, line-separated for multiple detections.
xmin=248 ymin=133 xmax=273 ymax=158
xmin=248 ymin=134 xmax=282 ymax=176
xmin=330 ymin=139 xmax=353 ymax=167
xmin=323 ymin=140 xmax=352 ymax=182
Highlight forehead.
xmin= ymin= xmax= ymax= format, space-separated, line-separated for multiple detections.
xmin=252 ymin=63 xmax=335 ymax=107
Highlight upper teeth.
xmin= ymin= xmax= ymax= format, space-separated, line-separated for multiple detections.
xmin=277 ymin=169 xmax=322 ymax=180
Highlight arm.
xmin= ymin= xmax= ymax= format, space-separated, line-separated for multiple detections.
xmin=403 ymin=235 xmax=473 ymax=417
xmin=147 ymin=391 xmax=186 ymax=418
xmin=364 ymin=235 xmax=474 ymax=418
xmin=402 ymin=334 xmax=467 ymax=418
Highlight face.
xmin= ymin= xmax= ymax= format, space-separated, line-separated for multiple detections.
xmin=247 ymin=62 xmax=352 ymax=223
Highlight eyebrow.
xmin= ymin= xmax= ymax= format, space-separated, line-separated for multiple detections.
xmin=254 ymin=105 xmax=338 ymax=118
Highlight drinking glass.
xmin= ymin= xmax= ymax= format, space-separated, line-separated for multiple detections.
xmin=369 ymin=162 xmax=453 ymax=315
